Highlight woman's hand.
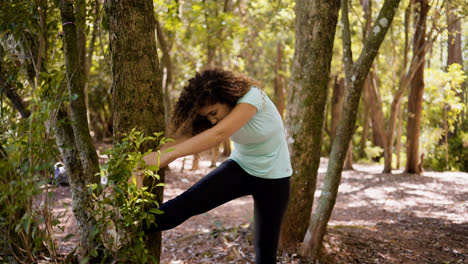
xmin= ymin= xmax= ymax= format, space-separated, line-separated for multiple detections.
xmin=128 ymin=171 xmax=144 ymax=189
xmin=143 ymin=151 xmax=175 ymax=168
xmin=128 ymin=151 xmax=175 ymax=189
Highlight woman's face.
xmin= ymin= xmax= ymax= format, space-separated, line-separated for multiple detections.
xmin=198 ymin=103 xmax=232 ymax=125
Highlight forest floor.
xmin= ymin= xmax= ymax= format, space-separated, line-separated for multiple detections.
xmin=51 ymin=150 xmax=467 ymax=264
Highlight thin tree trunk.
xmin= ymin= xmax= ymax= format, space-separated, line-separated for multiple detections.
xmin=279 ymin=0 xmax=340 ymax=253
xmin=396 ymin=100 xmax=404 ymax=169
xmin=52 ymin=108 xmax=94 ymax=258
xmin=274 ymin=41 xmax=285 ymax=119
xmin=406 ymin=0 xmax=428 ymax=174
xmin=446 ymin=0 xmax=464 ymax=127
xmin=84 ymin=0 xmax=100 ymax=126
xmin=330 ymin=76 xmax=344 ymax=142
xmin=383 ymin=1 xmax=410 ymax=172
xmin=363 ymin=72 xmax=387 ymax=153
xmin=0 ymin=47 xmax=30 ymax=118
xmin=60 ymin=0 xmax=100 ymax=182
xmin=105 ymin=0 xmax=166 ymax=261
xmin=155 ymin=17 xmax=173 ymax=125
xmin=59 ymin=0 xmax=101 ymax=257
xmin=343 ymin=142 xmax=354 ymax=170
xmin=360 ymin=105 xmax=369 ymax=157
xmin=360 ymin=0 xmax=386 ymax=154
xmin=301 ymin=0 xmax=401 ymax=259
xmin=222 ymin=139 xmax=231 ymax=156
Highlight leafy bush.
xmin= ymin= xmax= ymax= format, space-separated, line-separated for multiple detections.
xmin=88 ymin=129 xmax=171 ymax=263
xmin=0 ymin=96 xmax=62 ymax=262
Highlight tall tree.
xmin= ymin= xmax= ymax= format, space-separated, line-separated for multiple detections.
xmin=105 ymin=0 xmax=166 ymax=261
xmin=58 ymin=0 xmax=101 ymax=258
xmin=446 ymin=0 xmax=464 ymax=127
xmin=301 ymin=0 xmax=401 ymax=259
xmin=279 ymin=0 xmax=340 ymax=252
xmin=406 ymin=0 xmax=428 ymax=174
xmin=274 ymin=41 xmax=285 ymax=118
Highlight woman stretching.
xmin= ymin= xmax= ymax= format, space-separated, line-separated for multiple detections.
xmin=139 ymin=69 xmax=292 ymax=264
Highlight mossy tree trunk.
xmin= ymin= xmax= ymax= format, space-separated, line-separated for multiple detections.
xmin=278 ymin=0 xmax=340 ymax=252
xmin=105 ymin=0 xmax=166 ymax=261
xmin=59 ymin=0 xmax=101 ymax=258
xmin=300 ymin=0 xmax=401 ymax=260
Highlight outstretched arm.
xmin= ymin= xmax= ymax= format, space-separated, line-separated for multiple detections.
xmin=144 ymin=102 xmax=257 ymax=168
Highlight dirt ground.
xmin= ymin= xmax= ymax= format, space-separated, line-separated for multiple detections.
xmin=51 ymin=154 xmax=467 ymax=264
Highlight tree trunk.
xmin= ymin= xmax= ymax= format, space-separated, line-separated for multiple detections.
xmin=330 ymin=76 xmax=344 ymax=142
xmin=59 ymin=0 xmax=101 ymax=257
xmin=360 ymin=0 xmax=387 ymax=155
xmin=359 ymin=104 xmax=369 ymax=157
xmin=52 ymin=108 xmax=95 ymax=258
xmin=396 ymin=100 xmax=404 ymax=169
xmin=0 ymin=46 xmax=30 ymax=118
xmin=105 ymin=0 xmax=166 ymax=261
xmin=446 ymin=0 xmax=464 ymax=127
xmin=222 ymin=138 xmax=231 ymax=156
xmin=274 ymin=41 xmax=285 ymax=119
xmin=406 ymin=0 xmax=428 ymax=174
xmin=363 ymin=72 xmax=387 ymax=154
xmin=343 ymin=142 xmax=354 ymax=170
xmin=155 ymin=17 xmax=174 ymax=125
xmin=383 ymin=1 xmax=411 ymax=173
xmin=84 ymin=0 xmax=100 ymax=126
xmin=279 ymin=0 xmax=340 ymax=253
xmin=301 ymin=0 xmax=401 ymax=259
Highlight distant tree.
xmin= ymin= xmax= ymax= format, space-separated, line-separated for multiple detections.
xmin=446 ymin=0 xmax=464 ymax=128
xmin=406 ymin=0 xmax=429 ymax=174
xmin=105 ymin=0 xmax=166 ymax=261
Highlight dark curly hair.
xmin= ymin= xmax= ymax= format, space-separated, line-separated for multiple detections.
xmin=169 ymin=69 xmax=260 ymax=136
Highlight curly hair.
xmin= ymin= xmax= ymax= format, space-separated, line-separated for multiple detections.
xmin=169 ymin=69 xmax=260 ymax=136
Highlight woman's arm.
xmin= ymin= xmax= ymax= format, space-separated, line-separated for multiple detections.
xmin=143 ymin=103 xmax=257 ymax=168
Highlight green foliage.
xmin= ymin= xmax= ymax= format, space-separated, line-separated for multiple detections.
xmin=426 ymin=120 xmax=468 ymax=172
xmin=0 ymin=87 xmax=62 ymax=262
xmin=88 ymin=129 xmax=170 ymax=263
xmin=422 ymin=64 xmax=466 ymax=171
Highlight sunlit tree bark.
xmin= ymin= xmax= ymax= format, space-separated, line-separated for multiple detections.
xmin=406 ymin=0 xmax=428 ymax=174
xmin=300 ymin=0 xmax=401 ymax=259
xmin=279 ymin=0 xmax=340 ymax=252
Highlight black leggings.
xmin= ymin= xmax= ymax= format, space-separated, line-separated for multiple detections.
xmin=149 ymin=159 xmax=290 ymax=264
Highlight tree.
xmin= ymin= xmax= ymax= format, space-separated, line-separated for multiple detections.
xmin=300 ymin=0 xmax=401 ymax=259
xmin=57 ymin=0 xmax=101 ymax=258
xmin=406 ymin=0 xmax=429 ymax=174
xmin=105 ymin=0 xmax=166 ymax=261
xmin=279 ymin=0 xmax=340 ymax=252
xmin=446 ymin=0 xmax=464 ymax=128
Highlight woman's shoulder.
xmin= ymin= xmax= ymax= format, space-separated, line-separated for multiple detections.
xmin=238 ymin=86 xmax=265 ymax=110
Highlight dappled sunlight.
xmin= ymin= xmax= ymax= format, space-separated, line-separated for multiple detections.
xmin=315 ymin=158 xmax=468 ymax=226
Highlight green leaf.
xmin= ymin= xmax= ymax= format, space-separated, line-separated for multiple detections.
xmin=146 ymin=165 xmax=159 ymax=171
xmin=163 ymin=148 xmax=174 ymax=154
xmin=149 ymin=208 xmax=164 ymax=215
xmin=114 ymin=186 xmax=124 ymax=195
xmin=79 ymin=256 xmax=89 ymax=264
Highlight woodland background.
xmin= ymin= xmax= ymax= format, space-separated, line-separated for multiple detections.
xmin=0 ymin=0 xmax=467 ymax=263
